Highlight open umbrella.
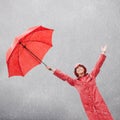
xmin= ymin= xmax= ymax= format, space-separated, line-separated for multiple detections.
xmin=6 ymin=26 xmax=54 ymax=77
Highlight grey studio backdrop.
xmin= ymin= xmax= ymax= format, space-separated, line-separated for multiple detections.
xmin=0 ymin=0 xmax=120 ymax=120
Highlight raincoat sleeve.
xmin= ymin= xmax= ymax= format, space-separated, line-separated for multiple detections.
xmin=90 ymin=54 xmax=106 ymax=78
xmin=53 ymin=69 xmax=74 ymax=86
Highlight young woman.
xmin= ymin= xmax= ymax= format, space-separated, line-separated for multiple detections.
xmin=46 ymin=45 xmax=114 ymax=120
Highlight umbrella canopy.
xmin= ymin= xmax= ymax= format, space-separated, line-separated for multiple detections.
xmin=6 ymin=26 xmax=54 ymax=77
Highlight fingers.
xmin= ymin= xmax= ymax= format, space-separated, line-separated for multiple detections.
xmin=103 ymin=45 xmax=107 ymax=51
xmin=101 ymin=45 xmax=107 ymax=54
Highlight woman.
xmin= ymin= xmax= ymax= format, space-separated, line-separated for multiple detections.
xmin=46 ymin=45 xmax=113 ymax=120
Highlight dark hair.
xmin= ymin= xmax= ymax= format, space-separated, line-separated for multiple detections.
xmin=74 ymin=64 xmax=87 ymax=77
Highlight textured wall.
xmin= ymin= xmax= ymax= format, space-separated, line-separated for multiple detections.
xmin=0 ymin=0 xmax=120 ymax=119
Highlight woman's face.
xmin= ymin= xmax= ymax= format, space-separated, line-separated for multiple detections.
xmin=76 ymin=66 xmax=85 ymax=77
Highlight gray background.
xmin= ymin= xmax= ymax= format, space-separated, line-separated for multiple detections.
xmin=0 ymin=0 xmax=120 ymax=120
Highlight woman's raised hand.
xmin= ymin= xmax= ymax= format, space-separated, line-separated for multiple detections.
xmin=101 ymin=45 xmax=107 ymax=54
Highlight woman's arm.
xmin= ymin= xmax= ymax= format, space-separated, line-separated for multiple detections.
xmin=46 ymin=66 xmax=74 ymax=86
xmin=90 ymin=45 xmax=107 ymax=78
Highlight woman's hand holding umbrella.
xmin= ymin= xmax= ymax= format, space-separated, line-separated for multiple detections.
xmin=46 ymin=66 xmax=54 ymax=72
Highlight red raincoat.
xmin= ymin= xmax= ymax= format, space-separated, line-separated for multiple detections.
xmin=53 ymin=54 xmax=113 ymax=120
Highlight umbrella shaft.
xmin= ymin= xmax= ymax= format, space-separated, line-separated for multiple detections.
xmin=19 ymin=42 xmax=47 ymax=67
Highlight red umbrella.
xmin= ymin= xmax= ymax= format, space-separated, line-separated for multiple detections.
xmin=6 ymin=26 xmax=54 ymax=77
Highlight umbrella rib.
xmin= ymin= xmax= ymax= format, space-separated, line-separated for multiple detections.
xmin=23 ymin=40 xmax=52 ymax=46
xmin=18 ymin=45 xmax=25 ymax=76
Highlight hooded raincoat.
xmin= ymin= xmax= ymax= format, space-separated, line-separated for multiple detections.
xmin=53 ymin=54 xmax=113 ymax=120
